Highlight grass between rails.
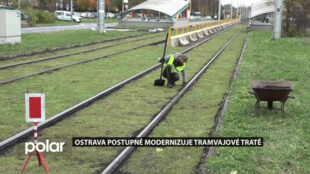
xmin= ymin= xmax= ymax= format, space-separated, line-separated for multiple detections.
xmin=0 ymin=32 xmax=164 ymax=67
xmin=0 ymin=44 xmax=182 ymax=141
xmin=206 ymin=31 xmax=310 ymax=173
xmin=119 ymin=29 xmax=247 ymax=174
xmin=0 ymin=26 xmax=241 ymax=173
xmin=0 ymin=30 xmax=143 ymax=57
xmin=0 ymin=34 xmax=166 ymax=82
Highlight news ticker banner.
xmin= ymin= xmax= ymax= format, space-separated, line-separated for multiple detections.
xmin=72 ymin=137 xmax=263 ymax=147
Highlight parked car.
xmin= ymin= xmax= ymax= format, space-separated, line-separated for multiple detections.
xmin=83 ymin=12 xmax=95 ymax=18
xmin=190 ymin=11 xmax=201 ymax=20
xmin=106 ymin=12 xmax=115 ymax=18
xmin=55 ymin=11 xmax=81 ymax=23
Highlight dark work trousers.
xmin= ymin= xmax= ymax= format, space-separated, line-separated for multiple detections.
xmin=163 ymin=65 xmax=179 ymax=84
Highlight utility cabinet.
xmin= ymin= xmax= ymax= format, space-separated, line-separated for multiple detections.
xmin=0 ymin=10 xmax=21 ymax=44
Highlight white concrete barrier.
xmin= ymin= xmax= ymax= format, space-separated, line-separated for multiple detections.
xmin=189 ymin=33 xmax=198 ymax=42
xmin=170 ymin=37 xmax=179 ymax=47
xmin=169 ymin=20 xmax=239 ymax=47
xmin=203 ymin=29 xmax=209 ymax=36
xmin=198 ymin=31 xmax=204 ymax=39
xmin=179 ymin=36 xmax=190 ymax=46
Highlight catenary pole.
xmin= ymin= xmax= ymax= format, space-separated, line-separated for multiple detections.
xmin=236 ymin=0 xmax=239 ymax=18
xmin=98 ymin=0 xmax=105 ymax=34
xmin=70 ymin=0 xmax=73 ymax=22
xmin=231 ymin=0 xmax=233 ymax=22
xmin=218 ymin=0 xmax=221 ymax=23
xmin=272 ymin=0 xmax=283 ymax=40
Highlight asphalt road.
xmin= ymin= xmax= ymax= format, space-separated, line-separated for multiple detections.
xmin=21 ymin=23 xmax=118 ymax=34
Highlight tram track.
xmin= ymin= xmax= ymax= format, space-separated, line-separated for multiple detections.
xmin=0 ymin=32 xmax=158 ymax=61
xmin=101 ymin=29 xmax=241 ymax=174
xmin=0 ymin=22 xmax=239 ymax=155
xmin=0 ymin=33 xmax=164 ymax=70
xmin=0 ymin=38 xmax=165 ymax=85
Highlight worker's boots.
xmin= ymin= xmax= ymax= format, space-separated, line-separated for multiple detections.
xmin=166 ymin=65 xmax=174 ymax=88
xmin=167 ymin=77 xmax=174 ymax=88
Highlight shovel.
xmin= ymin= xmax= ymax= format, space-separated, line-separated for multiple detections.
xmin=154 ymin=32 xmax=169 ymax=86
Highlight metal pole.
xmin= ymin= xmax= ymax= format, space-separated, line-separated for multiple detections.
xmin=98 ymin=0 xmax=105 ymax=34
xmin=199 ymin=0 xmax=201 ymax=14
xmin=231 ymin=0 xmax=233 ymax=22
xmin=122 ymin=0 xmax=124 ymax=13
xmin=18 ymin=0 xmax=20 ymax=9
xmin=236 ymin=0 xmax=239 ymax=19
xmin=218 ymin=0 xmax=221 ymax=23
xmin=272 ymin=0 xmax=283 ymax=40
xmin=211 ymin=0 xmax=213 ymax=17
xmin=240 ymin=0 xmax=243 ymax=20
xmin=206 ymin=0 xmax=207 ymax=16
xmin=70 ymin=0 xmax=73 ymax=22
xmin=188 ymin=0 xmax=191 ymax=21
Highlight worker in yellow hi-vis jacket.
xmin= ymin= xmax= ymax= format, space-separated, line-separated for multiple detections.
xmin=158 ymin=53 xmax=189 ymax=88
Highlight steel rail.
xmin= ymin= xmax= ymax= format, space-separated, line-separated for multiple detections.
xmin=101 ymin=30 xmax=241 ymax=174
xmin=0 ymin=33 xmax=164 ymax=70
xmin=0 ymin=32 xmax=159 ymax=61
xmin=0 ymin=22 xmax=239 ymax=153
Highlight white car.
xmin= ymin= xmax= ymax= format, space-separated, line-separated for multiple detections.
xmin=106 ymin=12 xmax=115 ymax=18
xmin=55 ymin=11 xmax=82 ymax=23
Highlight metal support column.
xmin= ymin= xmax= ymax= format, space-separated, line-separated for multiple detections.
xmin=272 ymin=0 xmax=283 ymax=40
xmin=98 ymin=0 xmax=105 ymax=34
xmin=218 ymin=0 xmax=221 ymax=23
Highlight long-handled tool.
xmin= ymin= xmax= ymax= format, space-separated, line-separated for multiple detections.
xmin=154 ymin=32 xmax=169 ymax=86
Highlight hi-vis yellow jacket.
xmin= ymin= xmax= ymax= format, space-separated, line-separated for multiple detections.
xmin=163 ymin=55 xmax=185 ymax=73
xmin=159 ymin=54 xmax=187 ymax=83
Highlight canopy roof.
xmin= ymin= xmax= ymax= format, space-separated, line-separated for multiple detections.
xmin=123 ymin=0 xmax=189 ymax=19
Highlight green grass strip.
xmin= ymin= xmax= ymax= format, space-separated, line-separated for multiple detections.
xmin=119 ymin=29 xmax=247 ymax=174
xmin=206 ymin=31 xmax=310 ymax=173
xmin=0 ymin=27 xmax=242 ymax=173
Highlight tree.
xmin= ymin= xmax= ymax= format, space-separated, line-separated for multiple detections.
xmin=111 ymin=0 xmax=122 ymax=11
xmin=76 ymin=0 xmax=91 ymax=11
xmin=283 ymin=0 xmax=310 ymax=36
xmin=37 ymin=0 xmax=57 ymax=11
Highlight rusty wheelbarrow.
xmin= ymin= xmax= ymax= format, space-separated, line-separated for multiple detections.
xmin=249 ymin=81 xmax=295 ymax=116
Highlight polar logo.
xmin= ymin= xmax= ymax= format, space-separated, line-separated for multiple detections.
xmin=25 ymin=140 xmax=65 ymax=154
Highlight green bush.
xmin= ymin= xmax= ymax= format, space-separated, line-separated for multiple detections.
xmin=26 ymin=9 xmax=55 ymax=25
